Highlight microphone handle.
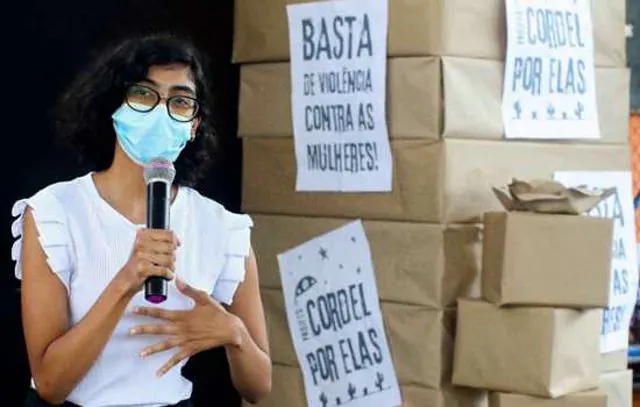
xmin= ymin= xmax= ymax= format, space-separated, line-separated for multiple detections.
xmin=144 ymin=180 xmax=171 ymax=304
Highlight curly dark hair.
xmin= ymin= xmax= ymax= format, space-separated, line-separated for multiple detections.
xmin=54 ymin=34 xmax=218 ymax=187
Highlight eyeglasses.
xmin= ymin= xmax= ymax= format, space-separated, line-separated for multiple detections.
xmin=125 ymin=83 xmax=200 ymax=122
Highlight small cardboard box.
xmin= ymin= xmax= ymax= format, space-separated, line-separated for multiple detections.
xmin=262 ymin=288 xmax=456 ymax=389
xmin=252 ymin=214 xmax=481 ymax=308
xmin=238 ymin=57 xmax=630 ymax=144
xmin=232 ymin=0 xmax=626 ymax=67
xmin=482 ymin=212 xmax=613 ymax=308
xmin=489 ymin=391 xmax=606 ymax=407
xmin=242 ymin=139 xmax=630 ymax=223
xmin=452 ymin=299 xmax=601 ymax=397
xmin=600 ymin=370 xmax=633 ymax=407
xmin=600 ymin=350 xmax=628 ymax=373
xmin=246 ymin=364 xmax=488 ymax=407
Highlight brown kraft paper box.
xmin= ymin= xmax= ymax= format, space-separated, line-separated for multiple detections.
xmin=599 ymin=370 xmax=633 ymax=407
xmin=232 ymin=0 xmax=625 ymax=68
xmin=488 ymin=391 xmax=606 ymax=407
xmin=251 ymin=214 xmax=481 ymax=308
xmin=247 ymin=364 xmax=488 ymax=407
xmin=452 ymin=299 xmax=601 ymax=397
xmin=238 ymin=57 xmax=629 ymax=144
xmin=242 ymin=139 xmax=631 ymax=223
xmin=482 ymin=211 xmax=613 ymax=308
xmin=261 ymin=288 xmax=456 ymax=389
xmin=600 ymin=350 xmax=628 ymax=373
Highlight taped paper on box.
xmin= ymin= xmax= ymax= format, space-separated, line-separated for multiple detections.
xmin=554 ymin=171 xmax=639 ymax=354
xmin=502 ymin=0 xmax=601 ymax=139
xmin=286 ymin=0 xmax=393 ymax=191
xmin=277 ymin=220 xmax=402 ymax=407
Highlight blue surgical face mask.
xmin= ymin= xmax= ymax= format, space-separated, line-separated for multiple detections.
xmin=112 ymin=103 xmax=192 ymax=166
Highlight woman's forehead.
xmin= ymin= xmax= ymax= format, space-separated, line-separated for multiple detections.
xmin=144 ymin=64 xmax=195 ymax=92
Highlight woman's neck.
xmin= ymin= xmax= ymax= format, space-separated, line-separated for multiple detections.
xmin=93 ymin=149 xmax=148 ymax=224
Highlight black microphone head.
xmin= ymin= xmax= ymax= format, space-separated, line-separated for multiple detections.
xmin=143 ymin=158 xmax=176 ymax=185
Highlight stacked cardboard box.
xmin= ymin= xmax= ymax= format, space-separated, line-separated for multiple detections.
xmin=232 ymin=0 xmax=631 ymax=405
xmin=452 ymin=211 xmax=634 ymax=406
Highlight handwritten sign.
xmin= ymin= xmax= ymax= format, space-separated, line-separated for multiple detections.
xmin=502 ymin=0 xmax=600 ymax=139
xmin=554 ymin=171 xmax=639 ymax=353
xmin=286 ymin=0 xmax=393 ymax=192
xmin=277 ymin=221 xmax=401 ymax=407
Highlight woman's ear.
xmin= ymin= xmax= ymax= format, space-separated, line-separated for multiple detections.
xmin=191 ymin=118 xmax=201 ymax=141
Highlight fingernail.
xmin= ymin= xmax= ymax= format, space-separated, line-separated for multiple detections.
xmin=130 ymin=328 xmax=138 ymax=335
xmin=133 ymin=307 xmax=140 ymax=313
xmin=140 ymin=351 xmax=147 ymax=357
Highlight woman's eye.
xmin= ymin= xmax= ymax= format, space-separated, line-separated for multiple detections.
xmin=132 ymin=88 xmax=151 ymax=96
xmin=171 ymin=97 xmax=192 ymax=108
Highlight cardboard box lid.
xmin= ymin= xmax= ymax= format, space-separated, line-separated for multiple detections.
xmin=482 ymin=212 xmax=613 ymax=308
xmin=261 ymin=288 xmax=456 ymax=389
xmin=237 ymin=57 xmax=629 ymax=144
xmin=242 ymin=139 xmax=630 ymax=223
xmin=232 ymin=0 xmax=625 ymax=67
xmin=453 ymin=299 xmax=600 ymax=397
xmin=251 ymin=214 xmax=481 ymax=308
xmin=489 ymin=391 xmax=606 ymax=407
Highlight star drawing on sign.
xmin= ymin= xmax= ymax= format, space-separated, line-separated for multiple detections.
xmin=339 ymin=264 xmax=343 ymax=269
xmin=350 ymin=236 xmax=356 ymax=243
xmin=357 ymin=267 xmax=361 ymax=274
xmin=319 ymin=247 xmax=329 ymax=260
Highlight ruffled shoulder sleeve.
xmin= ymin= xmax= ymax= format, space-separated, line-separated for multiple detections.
xmin=11 ymin=188 xmax=75 ymax=293
xmin=211 ymin=211 xmax=254 ymax=305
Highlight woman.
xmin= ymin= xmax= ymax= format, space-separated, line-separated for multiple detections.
xmin=12 ymin=34 xmax=271 ymax=406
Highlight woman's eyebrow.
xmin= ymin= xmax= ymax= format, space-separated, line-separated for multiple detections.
xmin=170 ymin=84 xmax=196 ymax=95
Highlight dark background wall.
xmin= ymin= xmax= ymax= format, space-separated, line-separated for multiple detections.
xmin=1 ymin=1 xmax=243 ymax=405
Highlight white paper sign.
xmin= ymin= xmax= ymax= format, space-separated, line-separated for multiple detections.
xmin=554 ymin=171 xmax=639 ymax=353
xmin=277 ymin=221 xmax=402 ymax=407
xmin=286 ymin=0 xmax=393 ymax=192
xmin=502 ymin=0 xmax=600 ymax=139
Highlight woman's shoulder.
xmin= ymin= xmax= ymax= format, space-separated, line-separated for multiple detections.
xmin=179 ymin=186 xmax=253 ymax=230
xmin=12 ymin=174 xmax=90 ymax=220
xmin=13 ymin=174 xmax=90 ymax=211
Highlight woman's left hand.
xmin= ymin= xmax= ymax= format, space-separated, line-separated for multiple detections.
xmin=130 ymin=278 xmax=242 ymax=376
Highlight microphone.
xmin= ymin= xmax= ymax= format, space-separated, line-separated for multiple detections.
xmin=143 ymin=158 xmax=176 ymax=304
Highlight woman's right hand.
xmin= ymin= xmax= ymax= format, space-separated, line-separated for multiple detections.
xmin=115 ymin=228 xmax=179 ymax=296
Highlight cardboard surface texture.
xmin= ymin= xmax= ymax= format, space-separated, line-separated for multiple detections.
xmin=600 ymin=350 xmax=629 ymax=373
xmin=246 ymin=364 xmax=488 ymax=407
xmin=452 ymin=299 xmax=600 ymax=398
xmin=232 ymin=0 xmax=625 ymax=67
xmin=252 ymin=214 xmax=481 ymax=308
xmin=242 ymin=139 xmax=630 ymax=223
xmin=488 ymin=391 xmax=606 ymax=407
xmin=262 ymin=288 xmax=456 ymax=389
xmin=599 ymin=370 xmax=633 ymax=407
xmin=238 ymin=57 xmax=629 ymax=144
xmin=482 ymin=212 xmax=613 ymax=307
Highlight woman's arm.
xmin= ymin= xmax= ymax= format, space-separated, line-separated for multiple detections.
xmin=225 ymin=247 xmax=272 ymax=404
xmin=21 ymin=209 xmax=176 ymax=404
xmin=21 ymin=208 xmax=134 ymax=403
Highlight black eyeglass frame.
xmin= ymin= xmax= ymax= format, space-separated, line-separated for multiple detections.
xmin=123 ymin=82 xmax=201 ymax=123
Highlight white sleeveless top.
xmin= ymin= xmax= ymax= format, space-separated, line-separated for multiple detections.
xmin=10 ymin=173 xmax=253 ymax=407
